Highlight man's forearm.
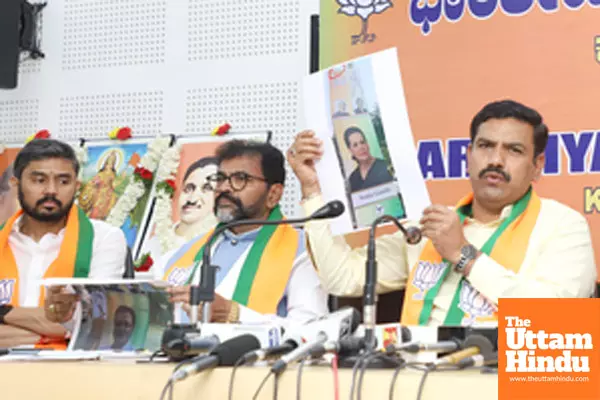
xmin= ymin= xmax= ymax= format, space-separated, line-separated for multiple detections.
xmin=4 ymin=307 xmax=67 ymax=339
xmin=0 ymin=324 xmax=41 ymax=347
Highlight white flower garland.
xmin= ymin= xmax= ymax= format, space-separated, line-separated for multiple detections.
xmin=73 ymin=142 xmax=88 ymax=179
xmin=105 ymin=136 xmax=170 ymax=227
xmin=153 ymin=142 xmax=182 ymax=252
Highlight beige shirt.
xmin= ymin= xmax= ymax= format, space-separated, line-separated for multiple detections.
xmin=302 ymin=195 xmax=597 ymax=325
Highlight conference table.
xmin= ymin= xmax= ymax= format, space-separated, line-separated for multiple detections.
xmin=1 ymin=360 xmax=498 ymax=399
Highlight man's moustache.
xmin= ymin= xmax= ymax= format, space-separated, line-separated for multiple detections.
xmin=215 ymin=193 xmax=243 ymax=209
xmin=478 ymin=167 xmax=511 ymax=182
xmin=36 ymin=196 xmax=62 ymax=207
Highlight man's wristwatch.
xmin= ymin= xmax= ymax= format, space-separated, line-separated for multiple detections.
xmin=226 ymin=302 xmax=240 ymax=323
xmin=454 ymin=244 xmax=478 ymax=273
xmin=0 ymin=304 xmax=14 ymax=324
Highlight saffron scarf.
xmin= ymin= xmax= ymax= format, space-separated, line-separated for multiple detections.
xmin=402 ymin=188 xmax=541 ymax=326
xmin=162 ymin=205 xmax=299 ymax=314
xmin=0 ymin=206 xmax=94 ymax=307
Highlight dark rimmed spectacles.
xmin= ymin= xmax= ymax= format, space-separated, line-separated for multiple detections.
xmin=206 ymin=171 xmax=268 ymax=192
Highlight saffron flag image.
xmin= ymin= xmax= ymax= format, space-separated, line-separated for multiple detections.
xmin=319 ymin=1 xmax=600 ymax=277
xmin=499 ymin=298 xmax=600 ymax=400
xmin=303 ymin=47 xmax=430 ymax=234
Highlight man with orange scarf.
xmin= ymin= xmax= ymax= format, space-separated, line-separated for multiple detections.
xmin=0 ymin=139 xmax=126 ymax=347
xmin=287 ymin=100 xmax=597 ymax=326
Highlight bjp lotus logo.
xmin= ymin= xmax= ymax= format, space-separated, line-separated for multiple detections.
xmin=336 ymin=0 xmax=393 ymax=45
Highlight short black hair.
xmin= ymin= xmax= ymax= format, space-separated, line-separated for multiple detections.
xmin=183 ymin=156 xmax=217 ymax=182
xmin=470 ymin=100 xmax=549 ymax=158
xmin=215 ymin=140 xmax=285 ymax=185
xmin=115 ymin=305 xmax=136 ymax=327
xmin=13 ymin=139 xmax=80 ymax=179
xmin=0 ymin=164 xmax=14 ymax=195
xmin=343 ymin=126 xmax=366 ymax=148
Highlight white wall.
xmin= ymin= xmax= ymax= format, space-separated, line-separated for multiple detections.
xmin=0 ymin=0 xmax=321 ymax=216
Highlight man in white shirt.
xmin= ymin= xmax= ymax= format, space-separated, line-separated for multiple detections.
xmin=155 ymin=140 xmax=328 ymax=327
xmin=0 ymin=139 xmax=126 ymax=348
xmin=287 ymin=99 xmax=596 ymax=326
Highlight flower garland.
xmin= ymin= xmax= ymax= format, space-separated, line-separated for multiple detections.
xmin=25 ymin=129 xmax=51 ymax=143
xmin=134 ymin=253 xmax=154 ymax=272
xmin=211 ymin=123 xmax=231 ymax=136
xmin=109 ymin=127 xmax=133 ymax=141
xmin=105 ymin=136 xmax=170 ymax=227
xmin=153 ymin=142 xmax=182 ymax=253
xmin=73 ymin=142 xmax=88 ymax=180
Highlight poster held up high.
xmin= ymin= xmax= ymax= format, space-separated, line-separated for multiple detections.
xmin=303 ymin=48 xmax=430 ymax=235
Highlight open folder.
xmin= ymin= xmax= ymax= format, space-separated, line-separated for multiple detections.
xmin=41 ymin=278 xmax=173 ymax=353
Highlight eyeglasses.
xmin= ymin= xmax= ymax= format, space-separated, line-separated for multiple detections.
xmin=206 ymin=171 xmax=268 ymax=192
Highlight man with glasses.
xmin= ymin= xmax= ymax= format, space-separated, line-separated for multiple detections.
xmin=154 ymin=140 xmax=328 ymax=326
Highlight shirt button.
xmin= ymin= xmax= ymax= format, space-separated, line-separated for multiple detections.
xmin=231 ymin=239 xmax=238 ymax=246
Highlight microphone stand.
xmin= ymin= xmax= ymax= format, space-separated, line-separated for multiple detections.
xmin=190 ymin=201 xmax=345 ymax=324
xmin=363 ymin=215 xmax=422 ymax=351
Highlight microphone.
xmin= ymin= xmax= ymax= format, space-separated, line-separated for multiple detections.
xmin=430 ymin=334 xmax=494 ymax=369
xmin=270 ymin=306 xmax=361 ymax=374
xmin=456 ymin=351 xmax=498 ymax=369
xmin=190 ymin=200 xmax=346 ymax=324
xmin=240 ymin=332 xmax=303 ymax=364
xmin=270 ymin=331 xmax=328 ymax=374
xmin=171 ymin=334 xmax=260 ymax=382
xmin=385 ymin=338 xmax=461 ymax=355
xmin=309 ymin=336 xmax=366 ymax=358
xmin=364 ymin=215 xmax=422 ymax=350
xmin=308 ymin=200 xmax=345 ymax=220
xmin=242 ymin=306 xmax=361 ymax=365
xmin=163 ymin=334 xmax=220 ymax=360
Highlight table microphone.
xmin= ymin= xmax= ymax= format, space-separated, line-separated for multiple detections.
xmin=457 ymin=351 xmax=498 ymax=369
xmin=271 ymin=332 xmax=328 ymax=375
xmin=189 ymin=200 xmax=345 ymax=324
xmin=385 ymin=337 xmax=462 ymax=355
xmin=309 ymin=336 xmax=366 ymax=358
xmin=429 ymin=334 xmax=494 ymax=369
xmin=240 ymin=332 xmax=304 ymax=364
xmin=163 ymin=334 xmax=220 ymax=360
xmin=171 ymin=334 xmax=260 ymax=382
xmin=364 ymin=215 xmax=421 ymax=350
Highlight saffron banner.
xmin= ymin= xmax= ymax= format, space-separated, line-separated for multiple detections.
xmin=320 ymin=0 xmax=600 ymax=277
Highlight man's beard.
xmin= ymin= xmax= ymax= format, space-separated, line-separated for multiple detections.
xmin=213 ymin=192 xmax=265 ymax=224
xmin=18 ymin=187 xmax=73 ymax=222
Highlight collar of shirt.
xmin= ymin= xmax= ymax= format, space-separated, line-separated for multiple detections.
xmin=221 ymin=226 xmax=261 ymax=245
xmin=11 ymin=215 xmax=67 ymax=247
xmin=463 ymin=203 xmax=513 ymax=228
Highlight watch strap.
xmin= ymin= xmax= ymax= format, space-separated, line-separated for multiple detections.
xmin=0 ymin=304 xmax=13 ymax=324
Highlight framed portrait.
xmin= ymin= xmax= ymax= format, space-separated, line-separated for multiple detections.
xmin=76 ymin=138 xmax=154 ymax=252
